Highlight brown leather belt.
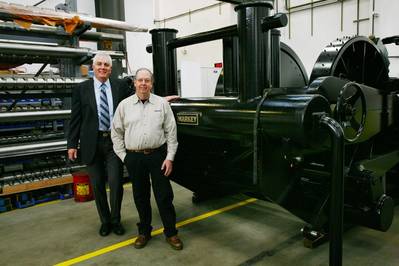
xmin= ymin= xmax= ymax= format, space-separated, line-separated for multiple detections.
xmin=127 ymin=148 xmax=156 ymax=155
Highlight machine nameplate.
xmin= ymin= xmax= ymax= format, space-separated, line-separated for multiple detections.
xmin=176 ymin=112 xmax=200 ymax=125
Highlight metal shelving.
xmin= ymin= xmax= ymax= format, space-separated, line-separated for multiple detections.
xmin=0 ymin=2 xmax=142 ymax=197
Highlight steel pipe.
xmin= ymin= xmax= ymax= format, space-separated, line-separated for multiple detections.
xmin=0 ymin=140 xmax=67 ymax=159
xmin=318 ymin=114 xmax=344 ymax=266
xmin=82 ymin=31 xmax=124 ymax=42
xmin=167 ymin=25 xmax=237 ymax=49
xmin=0 ymin=110 xmax=70 ymax=123
xmin=0 ymin=41 xmax=92 ymax=58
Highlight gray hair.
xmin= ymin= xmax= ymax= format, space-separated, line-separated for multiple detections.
xmin=134 ymin=67 xmax=154 ymax=83
xmin=93 ymin=53 xmax=112 ymax=67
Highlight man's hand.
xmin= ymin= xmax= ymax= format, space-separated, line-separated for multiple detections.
xmin=164 ymin=95 xmax=180 ymax=102
xmin=68 ymin=148 xmax=78 ymax=161
xmin=161 ymin=159 xmax=173 ymax=176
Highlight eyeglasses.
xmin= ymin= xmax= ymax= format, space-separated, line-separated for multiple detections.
xmin=136 ymin=78 xmax=152 ymax=84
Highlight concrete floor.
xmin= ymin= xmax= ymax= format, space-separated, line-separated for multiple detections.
xmin=1 ymin=183 xmax=399 ymax=266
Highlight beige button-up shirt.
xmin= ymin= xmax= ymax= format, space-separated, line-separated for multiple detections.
xmin=111 ymin=93 xmax=178 ymax=162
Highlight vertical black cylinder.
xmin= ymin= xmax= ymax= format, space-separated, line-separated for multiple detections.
xmin=222 ymin=36 xmax=239 ymax=96
xmin=270 ymin=29 xmax=281 ymax=88
xmin=235 ymin=1 xmax=273 ymax=102
xmin=150 ymin=28 xmax=178 ymax=96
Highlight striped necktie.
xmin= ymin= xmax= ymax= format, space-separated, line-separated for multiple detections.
xmin=99 ymin=83 xmax=110 ymax=130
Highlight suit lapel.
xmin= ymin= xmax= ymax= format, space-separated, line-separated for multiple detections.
xmin=88 ymin=79 xmax=98 ymax=114
xmin=110 ymin=79 xmax=119 ymax=112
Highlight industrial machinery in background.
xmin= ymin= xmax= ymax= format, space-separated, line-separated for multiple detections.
xmin=0 ymin=2 xmax=143 ymax=203
xmin=148 ymin=1 xmax=399 ymax=265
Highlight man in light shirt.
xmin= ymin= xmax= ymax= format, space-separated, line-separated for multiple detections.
xmin=111 ymin=68 xmax=182 ymax=250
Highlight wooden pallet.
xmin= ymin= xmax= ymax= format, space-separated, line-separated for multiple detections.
xmin=0 ymin=175 xmax=73 ymax=196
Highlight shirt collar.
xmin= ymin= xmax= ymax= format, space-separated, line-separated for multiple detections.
xmin=93 ymin=77 xmax=111 ymax=90
xmin=133 ymin=93 xmax=154 ymax=104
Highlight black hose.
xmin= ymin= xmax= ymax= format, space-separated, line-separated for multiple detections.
xmin=253 ymin=88 xmax=271 ymax=184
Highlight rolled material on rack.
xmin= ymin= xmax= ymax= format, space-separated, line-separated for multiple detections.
xmin=0 ymin=2 xmax=147 ymax=33
xmin=0 ymin=21 xmax=125 ymax=42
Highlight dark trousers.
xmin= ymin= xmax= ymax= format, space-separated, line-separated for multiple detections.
xmin=86 ymin=135 xmax=124 ymax=225
xmin=124 ymin=147 xmax=177 ymax=237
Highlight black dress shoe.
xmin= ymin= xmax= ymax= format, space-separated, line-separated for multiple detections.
xmin=99 ymin=223 xmax=111 ymax=237
xmin=112 ymin=223 xmax=125 ymax=235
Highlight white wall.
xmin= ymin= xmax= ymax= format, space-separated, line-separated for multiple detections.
xmin=153 ymin=0 xmax=236 ymax=70
xmin=75 ymin=0 xmax=97 ymax=52
xmin=277 ymin=0 xmax=389 ymax=76
xmin=5 ymin=0 xmax=93 ymax=14
xmin=374 ymin=0 xmax=399 ymax=77
xmin=5 ymin=0 xmax=63 ymax=8
xmin=145 ymin=0 xmax=399 ymax=80
xmin=124 ymin=0 xmax=154 ymax=74
xmin=155 ymin=0 xmax=220 ymax=18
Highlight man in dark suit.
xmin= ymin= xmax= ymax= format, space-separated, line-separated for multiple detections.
xmin=67 ymin=52 xmax=131 ymax=237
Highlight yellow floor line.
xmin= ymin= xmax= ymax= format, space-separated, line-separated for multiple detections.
xmin=54 ymin=197 xmax=257 ymax=266
xmin=32 ymin=200 xmax=62 ymax=208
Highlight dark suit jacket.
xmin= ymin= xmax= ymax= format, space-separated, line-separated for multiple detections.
xmin=67 ymin=78 xmax=131 ymax=164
